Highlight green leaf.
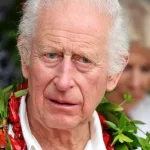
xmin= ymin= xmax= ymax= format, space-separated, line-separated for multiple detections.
xmin=119 ymin=113 xmax=127 ymax=129
xmin=6 ymin=137 xmax=12 ymax=150
xmin=0 ymin=90 xmax=4 ymax=117
xmin=119 ymin=135 xmax=124 ymax=143
xmin=105 ymin=120 xmax=118 ymax=130
xmin=125 ymin=132 xmax=141 ymax=147
xmin=131 ymin=120 xmax=145 ymax=125
xmin=146 ymin=132 xmax=150 ymax=139
xmin=123 ymin=91 xmax=135 ymax=102
xmin=15 ymin=89 xmax=28 ymax=98
xmin=115 ymin=143 xmax=128 ymax=150
xmin=123 ymin=124 xmax=136 ymax=133
xmin=2 ymin=85 xmax=13 ymax=93
xmin=138 ymin=136 xmax=150 ymax=149
xmin=96 ymin=103 xmax=123 ymax=112
xmin=100 ymin=97 xmax=108 ymax=103
xmin=102 ymin=112 xmax=119 ymax=125
xmin=112 ymin=135 xmax=119 ymax=145
xmin=119 ymin=134 xmax=133 ymax=143
xmin=1 ymin=85 xmax=14 ymax=118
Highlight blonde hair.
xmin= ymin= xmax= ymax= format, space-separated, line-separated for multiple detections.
xmin=119 ymin=0 xmax=150 ymax=48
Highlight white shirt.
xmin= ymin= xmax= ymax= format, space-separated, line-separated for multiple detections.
xmin=128 ymin=95 xmax=150 ymax=138
xmin=9 ymin=96 xmax=106 ymax=150
xmin=128 ymin=95 xmax=150 ymax=150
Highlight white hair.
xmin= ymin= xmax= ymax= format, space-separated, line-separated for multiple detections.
xmin=18 ymin=0 xmax=129 ymax=75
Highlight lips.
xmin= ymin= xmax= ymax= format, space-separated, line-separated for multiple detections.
xmin=46 ymin=98 xmax=80 ymax=115
xmin=50 ymin=99 xmax=77 ymax=106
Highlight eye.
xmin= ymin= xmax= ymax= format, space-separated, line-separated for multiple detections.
xmin=72 ymin=54 xmax=94 ymax=72
xmin=48 ymin=53 xmax=57 ymax=59
xmin=72 ymin=55 xmax=91 ymax=64
xmin=46 ymin=52 xmax=63 ymax=60
xmin=43 ymin=52 xmax=63 ymax=67
xmin=82 ymin=57 xmax=91 ymax=63
xmin=141 ymin=66 xmax=150 ymax=73
xmin=124 ymin=64 xmax=132 ymax=72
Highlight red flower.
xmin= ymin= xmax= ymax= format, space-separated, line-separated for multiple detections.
xmin=106 ymin=145 xmax=115 ymax=150
xmin=103 ymin=130 xmax=111 ymax=146
xmin=9 ymin=102 xmax=20 ymax=124
xmin=0 ymin=129 xmax=8 ymax=148
xmin=9 ymin=135 xmax=27 ymax=150
xmin=13 ymin=123 xmax=22 ymax=133
xmin=17 ymin=81 xmax=28 ymax=91
xmin=98 ymin=113 xmax=114 ymax=150
xmin=98 ymin=114 xmax=108 ymax=127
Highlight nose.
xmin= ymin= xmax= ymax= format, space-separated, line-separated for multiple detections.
xmin=129 ymin=70 xmax=141 ymax=90
xmin=53 ymin=58 xmax=74 ymax=92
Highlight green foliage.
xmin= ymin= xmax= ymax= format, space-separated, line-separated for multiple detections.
xmin=6 ymin=138 xmax=12 ymax=150
xmin=0 ymin=83 xmax=28 ymax=125
xmin=0 ymin=85 xmax=14 ymax=120
xmin=96 ymin=92 xmax=150 ymax=150
xmin=96 ymin=102 xmax=123 ymax=112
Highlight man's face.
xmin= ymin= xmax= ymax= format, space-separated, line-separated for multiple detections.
xmin=22 ymin=3 xmax=115 ymax=129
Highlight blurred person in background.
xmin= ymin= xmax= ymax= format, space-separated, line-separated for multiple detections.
xmin=106 ymin=0 xmax=150 ymax=137
xmin=106 ymin=42 xmax=150 ymax=136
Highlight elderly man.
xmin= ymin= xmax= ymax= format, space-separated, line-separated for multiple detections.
xmin=9 ymin=0 xmax=129 ymax=149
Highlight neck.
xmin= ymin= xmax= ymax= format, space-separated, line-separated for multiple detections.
xmin=29 ymin=119 xmax=90 ymax=150
xmin=26 ymin=102 xmax=90 ymax=150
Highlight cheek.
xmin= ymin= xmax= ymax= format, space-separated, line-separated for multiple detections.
xmin=142 ymin=78 xmax=150 ymax=89
xmin=119 ymin=72 xmax=129 ymax=83
xmin=81 ymin=72 xmax=107 ymax=116
xmin=27 ymin=62 xmax=55 ymax=104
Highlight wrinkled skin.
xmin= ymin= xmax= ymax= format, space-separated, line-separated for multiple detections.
xmin=19 ymin=2 xmax=123 ymax=150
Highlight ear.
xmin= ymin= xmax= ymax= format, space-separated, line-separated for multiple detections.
xmin=106 ymin=72 xmax=123 ymax=91
xmin=17 ymin=36 xmax=29 ymax=79
xmin=106 ymin=56 xmax=129 ymax=91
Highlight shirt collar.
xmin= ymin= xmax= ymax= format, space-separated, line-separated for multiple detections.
xmin=20 ymin=96 xmax=42 ymax=150
xmin=20 ymin=96 xmax=106 ymax=150
xmin=84 ymin=111 xmax=106 ymax=150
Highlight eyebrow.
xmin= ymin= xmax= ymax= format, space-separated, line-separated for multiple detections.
xmin=74 ymin=47 xmax=99 ymax=61
xmin=38 ymin=41 xmax=63 ymax=52
xmin=38 ymin=40 xmax=101 ymax=63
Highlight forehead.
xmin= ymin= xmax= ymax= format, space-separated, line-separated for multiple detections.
xmin=36 ymin=2 xmax=112 ymax=41
xmin=130 ymin=45 xmax=150 ymax=64
xmin=129 ymin=52 xmax=150 ymax=67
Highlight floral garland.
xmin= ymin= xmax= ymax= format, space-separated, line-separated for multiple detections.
xmin=96 ymin=93 xmax=150 ymax=150
xmin=0 ymin=81 xmax=28 ymax=150
xmin=0 ymin=82 xmax=150 ymax=150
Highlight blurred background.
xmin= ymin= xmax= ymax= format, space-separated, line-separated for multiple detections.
xmin=0 ymin=0 xmax=23 ymax=88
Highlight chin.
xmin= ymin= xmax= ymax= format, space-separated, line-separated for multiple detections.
xmin=43 ymin=115 xmax=82 ymax=130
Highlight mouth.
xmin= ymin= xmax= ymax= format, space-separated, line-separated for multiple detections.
xmin=50 ymin=99 xmax=76 ymax=106
xmin=46 ymin=98 xmax=80 ymax=114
